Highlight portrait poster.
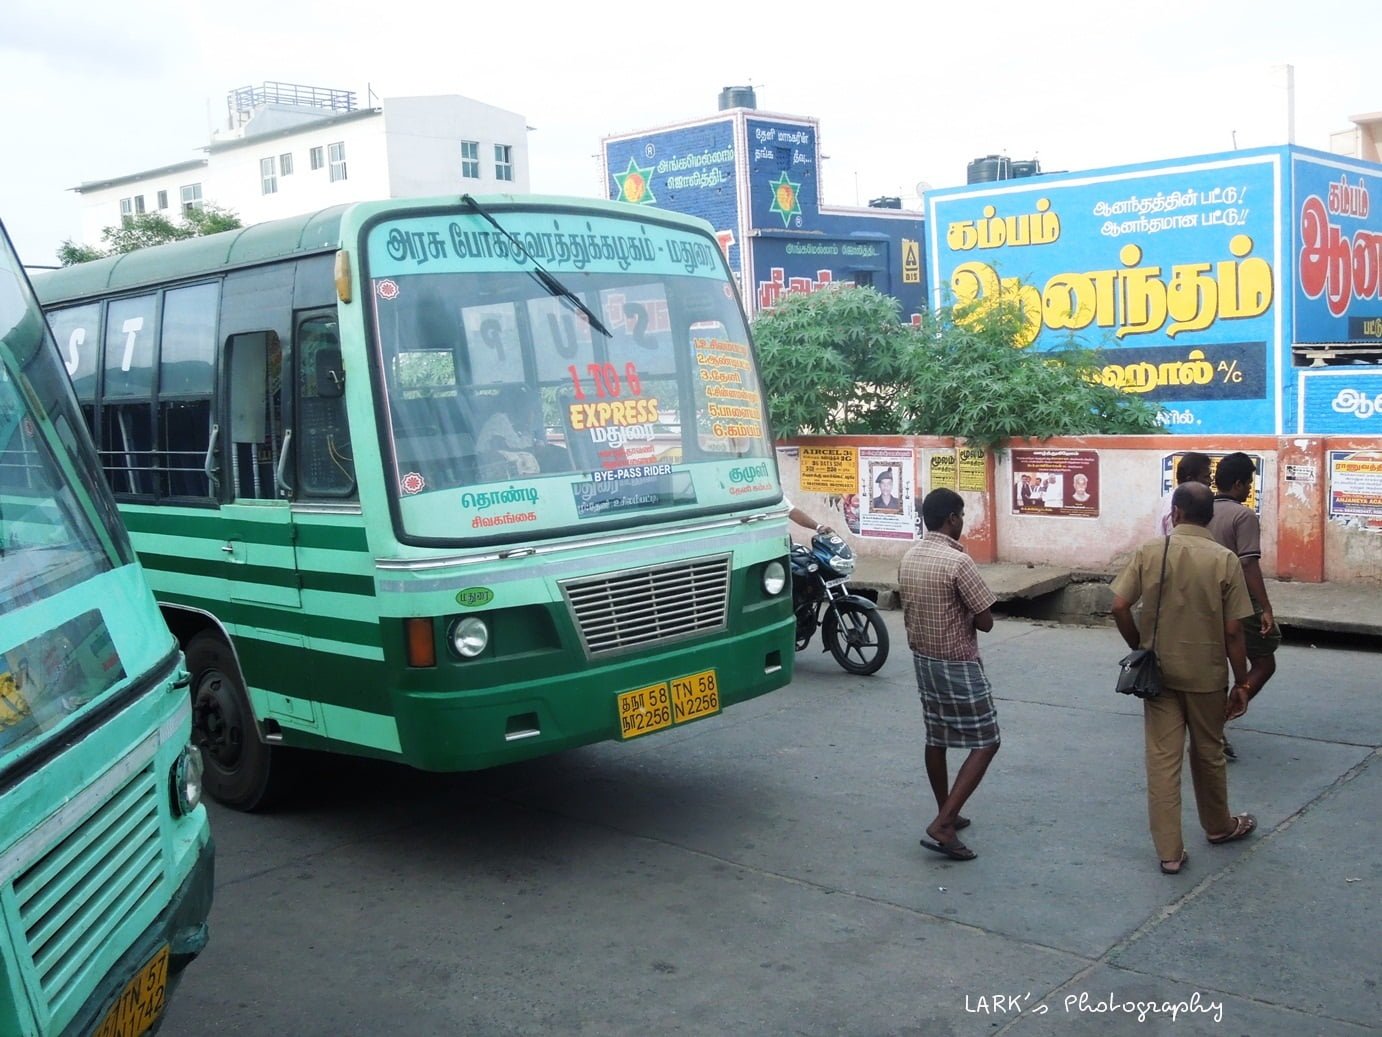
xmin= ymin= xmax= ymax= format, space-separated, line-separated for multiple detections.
xmin=858 ymin=446 xmax=915 ymax=539
xmin=1012 ymin=448 xmax=1099 ymax=517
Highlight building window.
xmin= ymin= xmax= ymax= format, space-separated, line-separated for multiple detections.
xmin=119 ymin=197 xmax=133 ymax=219
xmin=157 ymin=190 xmax=168 ymax=210
xmin=180 ymin=183 xmax=203 ymax=216
xmin=309 ymin=146 xmax=324 ymax=171
xmin=260 ymin=156 xmax=278 ymax=195
xmin=280 ymin=153 xmax=294 ymax=176
xmin=461 ymin=140 xmax=480 ymax=179
xmin=328 ymin=142 xmax=347 ymax=182
xmin=134 ymin=195 xmax=146 ymax=215
xmin=494 ymin=144 xmax=514 ymax=182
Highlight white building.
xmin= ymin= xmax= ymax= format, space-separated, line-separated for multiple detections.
xmin=72 ymin=82 xmax=531 ymax=246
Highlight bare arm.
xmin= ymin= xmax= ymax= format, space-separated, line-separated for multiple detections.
xmin=1224 ymin=617 xmax=1250 ymax=719
xmin=1111 ymin=595 xmax=1140 ymax=651
xmin=788 ymin=506 xmax=832 ymax=535
xmin=1239 ymin=557 xmax=1274 ymax=634
xmin=973 ymin=607 xmax=994 ymax=633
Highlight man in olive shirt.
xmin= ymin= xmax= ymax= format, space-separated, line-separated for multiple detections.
xmin=1111 ymin=482 xmax=1258 ymax=874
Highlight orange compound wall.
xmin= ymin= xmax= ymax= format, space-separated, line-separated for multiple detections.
xmin=777 ymin=434 xmax=1382 ymax=585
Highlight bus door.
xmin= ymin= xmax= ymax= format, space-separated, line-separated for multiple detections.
xmin=222 ymin=328 xmax=302 ymax=609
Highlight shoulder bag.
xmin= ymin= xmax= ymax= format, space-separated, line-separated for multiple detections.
xmin=1116 ymin=536 xmax=1168 ymax=699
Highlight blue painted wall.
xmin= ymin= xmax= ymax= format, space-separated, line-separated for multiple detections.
xmin=604 ymin=112 xmax=926 ymax=323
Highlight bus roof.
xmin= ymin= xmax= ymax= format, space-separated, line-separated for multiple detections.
xmin=33 ymin=194 xmax=720 ymax=306
xmin=34 ymin=204 xmax=349 ymax=304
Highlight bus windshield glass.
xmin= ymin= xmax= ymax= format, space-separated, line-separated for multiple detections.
xmin=1 ymin=235 xmax=130 ymax=754
xmin=364 ymin=207 xmax=778 ymax=542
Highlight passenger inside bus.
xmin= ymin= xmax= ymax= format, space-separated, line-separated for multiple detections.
xmin=474 ymin=385 xmax=569 ymax=480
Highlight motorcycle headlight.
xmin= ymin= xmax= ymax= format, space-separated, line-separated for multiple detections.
xmin=762 ymin=560 xmax=787 ymax=596
xmin=170 ymin=742 xmax=204 ymax=816
xmin=832 ymin=553 xmax=856 ymax=576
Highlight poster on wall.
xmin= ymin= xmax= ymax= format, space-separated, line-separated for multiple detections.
xmin=859 ymin=446 xmax=915 ymax=539
xmin=1159 ymin=452 xmax=1263 ymax=513
xmin=928 ymin=451 xmax=957 ymax=491
xmin=1328 ymin=450 xmax=1382 ymax=528
xmin=958 ymin=448 xmax=987 ymax=492
xmin=1012 ymin=449 xmax=1100 ymax=517
xmin=798 ymin=446 xmax=858 ymax=494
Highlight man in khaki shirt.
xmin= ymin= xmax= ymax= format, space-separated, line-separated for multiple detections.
xmin=1111 ymin=482 xmax=1258 ymax=874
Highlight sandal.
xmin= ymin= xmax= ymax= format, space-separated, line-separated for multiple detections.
xmin=1207 ymin=813 xmax=1257 ymax=844
xmin=1159 ymin=850 xmax=1188 ymax=875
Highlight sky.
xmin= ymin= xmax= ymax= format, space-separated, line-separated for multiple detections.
xmin=2 ymin=0 xmax=1377 ymax=266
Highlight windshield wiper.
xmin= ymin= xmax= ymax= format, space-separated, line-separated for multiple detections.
xmin=460 ymin=195 xmax=612 ymax=338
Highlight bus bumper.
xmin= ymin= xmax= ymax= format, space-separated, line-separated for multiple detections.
xmin=59 ymin=829 xmax=214 ymax=1037
xmin=395 ymin=613 xmax=795 ymax=771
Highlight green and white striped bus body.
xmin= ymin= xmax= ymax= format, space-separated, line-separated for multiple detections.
xmin=34 ymin=195 xmax=795 ymax=810
xmin=1 ymin=220 xmax=212 ymax=1036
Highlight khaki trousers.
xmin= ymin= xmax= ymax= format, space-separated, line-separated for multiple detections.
xmin=1143 ymin=688 xmax=1233 ymax=860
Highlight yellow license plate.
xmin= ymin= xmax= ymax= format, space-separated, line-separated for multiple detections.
xmin=618 ymin=681 xmax=673 ymax=739
xmin=93 ymin=944 xmax=169 ymax=1037
xmin=670 ymin=668 xmax=720 ymax=724
xmin=617 ymin=669 xmax=720 ymax=739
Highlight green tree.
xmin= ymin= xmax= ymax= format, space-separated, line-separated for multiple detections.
xmin=57 ymin=205 xmax=242 ymax=265
xmin=753 ymin=284 xmax=1162 ymax=447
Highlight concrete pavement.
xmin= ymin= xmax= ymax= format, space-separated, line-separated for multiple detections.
xmin=850 ymin=555 xmax=1382 ymax=638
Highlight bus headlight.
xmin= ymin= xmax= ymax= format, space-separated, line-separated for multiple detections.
xmin=171 ymin=743 xmax=204 ymax=815
xmin=450 ymin=616 xmax=490 ymax=658
xmin=762 ymin=560 xmax=787 ymax=596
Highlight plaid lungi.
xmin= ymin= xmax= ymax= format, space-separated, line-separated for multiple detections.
xmin=912 ymin=653 xmax=1001 ymax=749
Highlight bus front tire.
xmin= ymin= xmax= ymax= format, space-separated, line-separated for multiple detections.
xmin=187 ymin=631 xmax=284 ymax=811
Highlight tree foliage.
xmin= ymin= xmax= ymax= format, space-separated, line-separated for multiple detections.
xmin=57 ymin=205 xmax=242 ymax=265
xmin=753 ymin=285 xmax=1162 ymax=447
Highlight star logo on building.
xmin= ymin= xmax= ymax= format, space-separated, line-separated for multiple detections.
xmin=768 ymin=172 xmax=802 ymax=227
xmin=614 ymin=158 xmax=656 ymax=205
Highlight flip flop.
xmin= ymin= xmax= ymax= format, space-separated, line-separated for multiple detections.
xmin=955 ymin=816 xmax=972 ymax=831
xmin=1207 ymin=813 xmax=1257 ymax=844
xmin=1159 ymin=850 xmax=1189 ymax=875
xmin=919 ymin=837 xmax=977 ymax=861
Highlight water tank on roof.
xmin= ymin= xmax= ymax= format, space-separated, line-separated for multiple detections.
xmin=966 ymin=155 xmax=1012 ymax=184
xmin=718 ymin=86 xmax=757 ymax=111
xmin=1011 ymin=159 xmax=1042 ymax=178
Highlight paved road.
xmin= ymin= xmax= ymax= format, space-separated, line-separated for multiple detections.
xmin=161 ymin=614 xmax=1380 ymax=1036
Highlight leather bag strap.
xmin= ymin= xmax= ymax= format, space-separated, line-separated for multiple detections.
xmin=1151 ymin=535 xmax=1169 ymax=653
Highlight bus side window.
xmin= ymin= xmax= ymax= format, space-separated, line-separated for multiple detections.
xmin=296 ymin=314 xmax=355 ymax=498
xmin=226 ymin=331 xmax=281 ymax=500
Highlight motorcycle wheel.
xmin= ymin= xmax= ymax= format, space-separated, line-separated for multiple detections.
xmin=822 ymin=601 xmax=890 ymax=675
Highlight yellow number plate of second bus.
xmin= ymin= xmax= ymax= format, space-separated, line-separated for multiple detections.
xmin=93 ymin=944 xmax=169 ymax=1037
xmin=618 ymin=669 xmax=720 ymax=739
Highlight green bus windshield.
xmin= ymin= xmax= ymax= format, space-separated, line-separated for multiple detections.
xmin=364 ymin=208 xmax=779 ymax=543
xmin=0 ymin=233 xmax=132 ymax=755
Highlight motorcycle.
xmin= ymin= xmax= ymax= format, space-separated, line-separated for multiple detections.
xmin=790 ymin=531 xmax=890 ymax=675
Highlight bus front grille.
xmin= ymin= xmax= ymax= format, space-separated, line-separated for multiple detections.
xmin=563 ymin=554 xmax=731 ymax=657
xmin=13 ymin=758 xmax=166 ymax=1017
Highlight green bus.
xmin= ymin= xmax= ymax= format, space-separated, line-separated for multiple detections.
xmin=1 ymin=220 xmax=212 ymax=1036
xmin=33 ymin=195 xmax=795 ymax=811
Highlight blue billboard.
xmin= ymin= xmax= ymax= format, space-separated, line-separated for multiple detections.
xmin=1292 ymin=152 xmax=1382 ymax=347
xmin=927 ymin=150 xmax=1287 ymax=435
xmin=604 ymin=119 xmax=740 ymax=273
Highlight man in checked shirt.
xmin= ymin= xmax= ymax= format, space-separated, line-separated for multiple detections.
xmin=898 ymin=488 xmax=1001 ymax=862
